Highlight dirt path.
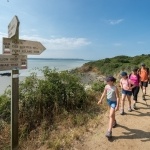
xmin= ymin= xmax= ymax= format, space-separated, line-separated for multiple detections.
xmin=73 ymin=85 xmax=150 ymax=150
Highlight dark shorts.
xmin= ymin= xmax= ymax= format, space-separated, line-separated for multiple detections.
xmin=122 ymin=89 xmax=132 ymax=96
xmin=141 ymin=81 xmax=148 ymax=87
xmin=107 ymin=99 xmax=117 ymax=109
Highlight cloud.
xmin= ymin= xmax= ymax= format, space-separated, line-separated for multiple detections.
xmin=20 ymin=35 xmax=91 ymax=50
xmin=137 ymin=41 xmax=145 ymax=44
xmin=0 ymin=32 xmax=7 ymax=37
xmin=0 ymin=33 xmax=91 ymax=55
xmin=107 ymin=19 xmax=124 ymax=25
xmin=113 ymin=43 xmax=122 ymax=46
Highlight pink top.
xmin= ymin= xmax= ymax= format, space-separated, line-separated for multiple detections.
xmin=129 ymin=74 xmax=139 ymax=86
xmin=120 ymin=78 xmax=132 ymax=91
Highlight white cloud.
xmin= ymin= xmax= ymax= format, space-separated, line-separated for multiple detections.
xmin=0 ymin=32 xmax=7 ymax=37
xmin=107 ymin=19 xmax=124 ymax=25
xmin=20 ymin=35 xmax=91 ymax=50
xmin=137 ymin=41 xmax=145 ymax=44
xmin=113 ymin=43 xmax=122 ymax=46
xmin=0 ymin=33 xmax=91 ymax=55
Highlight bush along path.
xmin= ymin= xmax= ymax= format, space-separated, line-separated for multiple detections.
xmin=72 ymin=85 xmax=150 ymax=150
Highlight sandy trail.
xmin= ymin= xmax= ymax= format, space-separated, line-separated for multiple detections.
xmin=73 ymin=85 xmax=150 ymax=150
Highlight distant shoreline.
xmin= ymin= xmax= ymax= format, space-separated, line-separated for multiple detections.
xmin=28 ymin=58 xmax=88 ymax=61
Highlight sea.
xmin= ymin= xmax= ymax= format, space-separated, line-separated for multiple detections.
xmin=0 ymin=58 xmax=90 ymax=94
xmin=0 ymin=58 xmax=90 ymax=77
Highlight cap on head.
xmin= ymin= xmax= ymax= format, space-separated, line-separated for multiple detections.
xmin=121 ymin=71 xmax=127 ymax=76
xmin=106 ymin=76 xmax=116 ymax=82
xmin=141 ymin=63 xmax=145 ymax=66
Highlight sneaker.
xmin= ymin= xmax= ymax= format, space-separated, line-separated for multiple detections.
xmin=105 ymin=130 xmax=112 ymax=138
xmin=120 ymin=109 xmax=124 ymax=115
xmin=133 ymin=103 xmax=136 ymax=109
xmin=142 ymin=95 xmax=146 ymax=100
xmin=128 ymin=107 xmax=132 ymax=112
xmin=113 ymin=120 xmax=117 ymax=128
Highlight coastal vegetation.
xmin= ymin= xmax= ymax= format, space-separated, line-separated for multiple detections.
xmin=77 ymin=54 xmax=150 ymax=76
xmin=0 ymin=54 xmax=150 ymax=149
xmin=0 ymin=67 xmax=105 ymax=150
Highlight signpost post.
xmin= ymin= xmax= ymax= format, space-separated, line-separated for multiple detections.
xmin=0 ymin=15 xmax=46 ymax=150
xmin=10 ymin=16 xmax=20 ymax=150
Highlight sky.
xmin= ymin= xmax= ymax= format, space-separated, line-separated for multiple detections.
xmin=0 ymin=0 xmax=150 ymax=60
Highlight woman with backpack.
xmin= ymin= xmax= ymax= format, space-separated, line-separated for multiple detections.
xmin=129 ymin=68 xmax=140 ymax=109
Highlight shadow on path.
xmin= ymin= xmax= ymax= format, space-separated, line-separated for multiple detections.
xmin=110 ymin=124 xmax=150 ymax=142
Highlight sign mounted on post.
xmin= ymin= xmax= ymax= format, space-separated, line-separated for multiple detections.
xmin=8 ymin=15 xmax=19 ymax=38
xmin=0 ymin=55 xmax=27 ymax=71
xmin=1 ymin=15 xmax=46 ymax=150
xmin=3 ymin=38 xmax=46 ymax=55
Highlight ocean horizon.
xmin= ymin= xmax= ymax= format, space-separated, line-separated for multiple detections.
xmin=0 ymin=58 xmax=90 ymax=77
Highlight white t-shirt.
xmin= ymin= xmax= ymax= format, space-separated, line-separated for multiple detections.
xmin=105 ymin=85 xmax=117 ymax=101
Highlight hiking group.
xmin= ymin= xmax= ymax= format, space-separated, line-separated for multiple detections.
xmin=97 ymin=63 xmax=150 ymax=138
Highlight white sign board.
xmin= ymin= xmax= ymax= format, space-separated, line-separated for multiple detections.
xmin=8 ymin=16 xmax=19 ymax=38
xmin=3 ymin=38 xmax=46 ymax=55
xmin=0 ymin=55 xmax=27 ymax=71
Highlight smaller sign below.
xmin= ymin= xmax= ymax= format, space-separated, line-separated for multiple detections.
xmin=8 ymin=16 xmax=19 ymax=38
xmin=3 ymin=38 xmax=46 ymax=55
xmin=0 ymin=55 xmax=27 ymax=71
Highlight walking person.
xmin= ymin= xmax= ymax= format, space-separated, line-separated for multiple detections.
xmin=98 ymin=76 xmax=120 ymax=138
xmin=138 ymin=63 xmax=150 ymax=100
xmin=120 ymin=72 xmax=135 ymax=115
xmin=129 ymin=68 xmax=140 ymax=109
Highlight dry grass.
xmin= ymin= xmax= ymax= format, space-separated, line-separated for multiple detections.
xmin=0 ymin=95 xmax=108 ymax=150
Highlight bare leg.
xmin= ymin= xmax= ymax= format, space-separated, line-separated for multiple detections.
xmin=108 ymin=107 xmax=115 ymax=132
xmin=121 ymin=94 xmax=126 ymax=110
xmin=142 ymin=86 xmax=146 ymax=95
xmin=127 ymin=95 xmax=131 ymax=108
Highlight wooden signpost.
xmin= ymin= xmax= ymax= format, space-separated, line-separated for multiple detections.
xmin=3 ymin=38 xmax=46 ymax=55
xmin=0 ymin=15 xmax=46 ymax=150
xmin=0 ymin=55 xmax=27 ymax=71
xmin=8 ymin=15 xmax=19 ymax=39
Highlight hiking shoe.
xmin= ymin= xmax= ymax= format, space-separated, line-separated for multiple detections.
xmin=120 ymin=109 xmax=124 ymax=115
xmin=105 ymin=131 xmax=112 ymax=138
xmin=128 ymin=107 xmax=132 ymax=112
xmin=113 ymin=120 xmax=117 ymax=128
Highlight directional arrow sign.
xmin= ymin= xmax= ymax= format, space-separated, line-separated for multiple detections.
xmin=8 ymin=16 xmax=20 ymax=38
xmin=0 ymin=55 xmax=27 ymax=71
xmin=3 ymin=38 xmax=46 ymax=55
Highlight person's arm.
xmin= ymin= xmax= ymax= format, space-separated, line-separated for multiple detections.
xmin=148 ymin=69 xmax=150 ymax=83
xmin=97 ymin=88 xmax=107 ymax=105
xmin=120 ymin=79 xmax=123 ymax=89
xmin=115 ymin=87 xmax=120 ymax=111
xmin=129 ymin=79 xmax=136 ymax=89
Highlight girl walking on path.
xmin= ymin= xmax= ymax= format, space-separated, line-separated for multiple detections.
xmin=129 ymin=68 xmax=140 ymax=109
xmin=98 ymin=76 xmax=120 ymax=138
xmin=120 ymin=72 xmax=135 ymax=115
